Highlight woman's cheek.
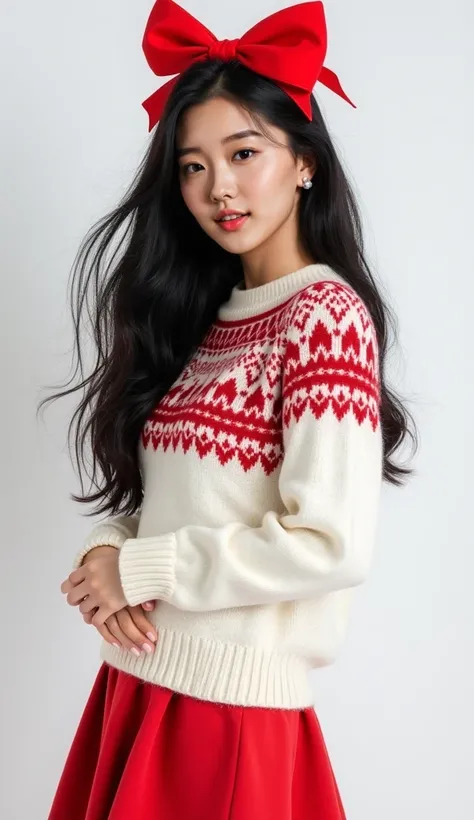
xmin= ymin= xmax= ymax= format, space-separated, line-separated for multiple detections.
xmin=179 ymin=181 xmax=192 ymax=212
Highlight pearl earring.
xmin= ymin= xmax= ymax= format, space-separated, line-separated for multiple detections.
xmin=302 ymin=176 xmax=313 ymax=190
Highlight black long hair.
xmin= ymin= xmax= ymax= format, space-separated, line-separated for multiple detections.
xmin=37 ymin=58 xmax=418 ymax=518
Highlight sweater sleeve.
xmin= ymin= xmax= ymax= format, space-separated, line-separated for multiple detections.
xmin=72 ymin=512 xmax=141 ymax=570
xmin=118 ymin=283 xmax=383 ymax=611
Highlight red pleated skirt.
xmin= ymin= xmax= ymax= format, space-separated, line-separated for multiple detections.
xmin=48 ymin=661 xmax=346 ymax=820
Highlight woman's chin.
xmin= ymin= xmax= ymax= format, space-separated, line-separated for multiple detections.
xmin=210 ymin=225 xmax=265 ymax=255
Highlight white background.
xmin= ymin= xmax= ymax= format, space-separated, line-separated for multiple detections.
xmin=1 ymin=0 xmax=473 ymax=817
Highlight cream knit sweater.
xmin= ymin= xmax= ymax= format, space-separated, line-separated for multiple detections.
xmin=73 ymin=263 xmax=383 ymax=709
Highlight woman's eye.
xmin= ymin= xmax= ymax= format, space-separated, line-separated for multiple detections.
xmin=181 ymin=149 xmax=255 ymax=176
xmin=182 ymin=163 xmax=202 ymax=175
xmin=234 ymin=149 xmax=255 ymax=161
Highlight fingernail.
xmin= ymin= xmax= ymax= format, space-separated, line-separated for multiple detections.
xmin=112 ymin=642 xmax=120 ymax=649
xmin=142 ymin=643 xmax=153 ymax=654
xmin=130 ymin=647 xmax=140 ymax=657
xmin=146 ymin=632 xmax=157 ymax=642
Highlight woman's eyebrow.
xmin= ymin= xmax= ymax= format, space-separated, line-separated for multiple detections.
xmin=177 ymin=129 xmax=263 ymax=158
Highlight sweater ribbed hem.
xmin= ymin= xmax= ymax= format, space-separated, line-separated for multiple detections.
xmin=119 ymin=535 xmax=177 ymax=607
xmin=99 ymin=628 xmax=314 ymax=709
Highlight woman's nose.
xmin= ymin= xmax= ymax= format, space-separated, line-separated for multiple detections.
xmin=209 ymin=167 xmax=237 ymax=202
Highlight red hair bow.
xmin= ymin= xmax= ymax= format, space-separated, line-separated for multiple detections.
xmin=141 ymin=0 xmax=356 ymax=131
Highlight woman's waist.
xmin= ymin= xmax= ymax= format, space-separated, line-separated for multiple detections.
xmin=147 ymin=592 xmax=354 ymax=664
xmin=99 ymin=591 xmax=354 ymax=707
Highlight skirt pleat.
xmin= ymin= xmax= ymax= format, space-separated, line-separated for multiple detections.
xmin=48 ymin=662 xmax=346 ymax=819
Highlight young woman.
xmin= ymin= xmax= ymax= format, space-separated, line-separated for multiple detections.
xmin=44 ymin=1 xmax=416 ymax=817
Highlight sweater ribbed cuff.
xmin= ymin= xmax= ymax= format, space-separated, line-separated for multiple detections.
xmin=72 ymin=529 xmax=127 ymax=570
xmin=118 ymin=534 xmax=177 ymax=607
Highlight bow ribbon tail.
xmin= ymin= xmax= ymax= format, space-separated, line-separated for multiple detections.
xmin=142 ymin=75 xmax=180 ymax=131
xmin=318 ymin=66 xmax=356 ymax=109
xmin=269 ymin=80 xmax=313 ymax=120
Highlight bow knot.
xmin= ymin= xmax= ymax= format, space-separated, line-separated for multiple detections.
xmin=208 ymin=39 xmax=239 ymax=62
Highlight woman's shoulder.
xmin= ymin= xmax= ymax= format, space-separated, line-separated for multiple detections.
xmin=282 ymin=269 xmax=374 ymax=334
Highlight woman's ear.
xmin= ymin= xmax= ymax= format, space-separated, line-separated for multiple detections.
xmin=298 ymin=154 xmax=317 ymax=181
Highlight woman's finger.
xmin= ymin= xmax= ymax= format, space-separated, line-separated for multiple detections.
xmin=83 ymin=605 xmax=99 ymax=625
xmin=114 ymin=608 xmax=157 ymax=654
xmin=82 ymin=603 xmax=157 ymax=655
xmin=82 ymin=608 xmax=134 ymax=652
xmin=83 ymin=607 xmax=121 ymax=650
xmin=95 ymin=620 xmax=121 ymax=649
xmin=104 ymin=612 xmax=146 ymax=656
xmin=126 ymin=606 xmax=158 ymax=644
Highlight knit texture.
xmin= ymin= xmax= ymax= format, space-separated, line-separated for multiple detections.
xmin=74 ymin=263 xmax=383 ymax=708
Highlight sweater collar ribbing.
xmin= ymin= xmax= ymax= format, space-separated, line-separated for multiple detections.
xmin=217 ymin=263 xmax=346 ymax=322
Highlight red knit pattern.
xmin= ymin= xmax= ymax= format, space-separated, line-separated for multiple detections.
xmin=141 ymin=281 xmax=380 ymax=474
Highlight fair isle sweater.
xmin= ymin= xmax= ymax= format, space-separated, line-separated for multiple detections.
xmin=73 ymin=263 xmax=383 ymax=709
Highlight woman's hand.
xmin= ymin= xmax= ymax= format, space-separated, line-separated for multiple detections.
xmin=61 ymin=548 xmax=127 ymax=626
xmin=83 ymin=600 xmax=158 ymax=656
xmin=64 ymin=546 xmax=158 ymax=655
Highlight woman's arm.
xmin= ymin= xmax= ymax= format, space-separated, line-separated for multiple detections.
xmin=115 ymin=283 xmax=383 ymax=612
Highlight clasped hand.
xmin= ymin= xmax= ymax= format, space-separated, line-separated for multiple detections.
xmin=60 ymin=550 xmax=127 ymax=628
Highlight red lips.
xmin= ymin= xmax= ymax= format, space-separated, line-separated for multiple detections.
xmin=214 ymin=208 xmax=249 ymax=222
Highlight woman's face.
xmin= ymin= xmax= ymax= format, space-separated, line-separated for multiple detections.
xmin=176 ymin=97 xmax=313 ymax=257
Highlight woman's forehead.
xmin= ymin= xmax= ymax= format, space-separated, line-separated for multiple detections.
xmin=176 ymin=99 xmax=283 ymax=151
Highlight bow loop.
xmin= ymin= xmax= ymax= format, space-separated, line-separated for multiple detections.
xmin=141 ymin=0 xmax=355 ymax=131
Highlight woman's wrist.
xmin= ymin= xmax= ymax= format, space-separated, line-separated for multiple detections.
xmin=82 ymin=545 xmax=118 ymax=564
